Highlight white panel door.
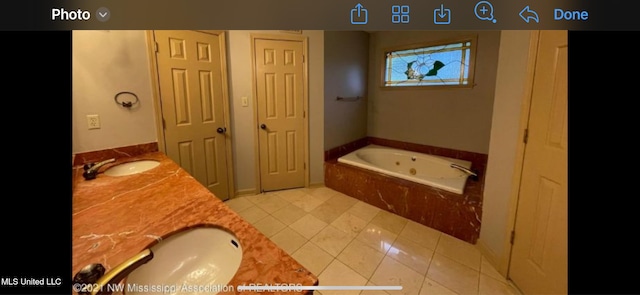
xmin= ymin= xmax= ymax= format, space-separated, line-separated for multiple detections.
xmin=154 ymin=30 xmax=230 ymax=200
xmin=254 ymin=38 xmax=305 ymax=192
xmin=509 ymin=30 xmax=568 ymax=294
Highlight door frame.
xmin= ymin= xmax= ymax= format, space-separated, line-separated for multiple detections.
xmin=502 ymin=30 xmax=541 ymax=277
xmin=146 ymin=30 xmax=236 ymax=198
xmin=250 ymin=33 xmax=310 ymax=193
xmin=476 ymin=31 xmax=542 ymax=277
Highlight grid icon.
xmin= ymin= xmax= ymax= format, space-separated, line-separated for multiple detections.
xmin=392 ymin=5 xmax=410 ymax=24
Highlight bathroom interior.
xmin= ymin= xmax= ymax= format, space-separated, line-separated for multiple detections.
xmin=71 ymin=30 xmax=567 ymax=295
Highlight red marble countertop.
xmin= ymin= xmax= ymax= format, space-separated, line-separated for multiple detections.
xmin=72 ymin=151 xmax=318 ymax=294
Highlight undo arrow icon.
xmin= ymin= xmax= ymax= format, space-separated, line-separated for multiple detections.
xmin=519 ymin=6 xmax=539 ymax=23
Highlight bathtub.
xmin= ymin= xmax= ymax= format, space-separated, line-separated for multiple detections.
xmin=337 ymin=145 xmax=473 ymax=194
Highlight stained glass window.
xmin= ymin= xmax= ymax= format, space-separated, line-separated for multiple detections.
xmin=383 ymin=38 xmax=475 ymax=87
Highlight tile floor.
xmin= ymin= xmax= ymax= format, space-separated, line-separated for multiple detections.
xmin=224 ymin=186 xmax=521 ymax=295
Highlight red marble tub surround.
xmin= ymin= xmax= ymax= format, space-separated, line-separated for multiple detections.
xmin=324 ymin=138 xmax=486 ymax=244
xmin=73 ymin=151 xmax=318 ymax=294
xmin=324 ymin=137 xmax=369 ymax=161
xmin=72 ymin=142 xmax=159 ymax=167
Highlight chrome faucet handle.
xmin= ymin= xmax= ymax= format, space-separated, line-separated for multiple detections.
xmin=82 ymin=169 xmax=99 ymax=180
xmin=73 ymin=263 xmax=106 ymax=295
xmin=82 ymin=158 xmax=116 ymax=180
xmin=83 ymin=163 xmax=95 ymax=171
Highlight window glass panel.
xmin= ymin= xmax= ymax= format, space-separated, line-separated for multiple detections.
xmin=383 ymin=39 xmax=474 ymax=87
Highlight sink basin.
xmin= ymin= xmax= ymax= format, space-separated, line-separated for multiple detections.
xmin=103 ymin=160 xmax=160 ymax=176
xmin=125 ymin=227 xmax=243 ymax=294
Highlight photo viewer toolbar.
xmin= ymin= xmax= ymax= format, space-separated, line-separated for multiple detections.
xmin=1 ymin=0 xmax=635 ymax=30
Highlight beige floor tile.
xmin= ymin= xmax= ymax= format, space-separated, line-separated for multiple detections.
xmin=435 ymin=234 xmax=481 ymax=271
xmin=370 ymin=256 xmax=426 ymax=295
xmin=223 ymin=197 xmax=254 ymax=212
xmin=398 ymin=220 xmax=441 ymax=250
xmin=289 ymin=214 xmax=328 ymax=239
xmin=337 ymin=239 xmax=385 ymax=279
xmin=304 ymin=186 xmax=338 ymax=202
xmin=348 ymin=201 xmax=382 ymax=222
xmin=356 ymin=224 xmax=398 ymax=254
xmin=318 ymin=260 xmax=368 ymax=295
xmin=269 ymin=227 xmax=308 ymax=255
xmin=276 ymin=188 xmax=309 ymax=203
xmin=237 ymin=206 xmax=269 ymax=224
xmin=250 ymin=193 xmax=290 ymax=214
xmin=419 ymin=278 xmax=458 ymax=295
xmin=292 ymin=194 xmax=325 ymax=212
xmin=291 ymin=242 xmax=334 ymax=276
xmin=370 ymin=210 xmax=409 ymax=235
xmin=331 ymin=212 xmax=368 ymax=236
xmin=244 ymin=193 xmax=266 ymax=204
xmin=480 ymin=256 xmax=507 ymax=284
xmin=310 ymin=225 xmax=355 ymax=257
xmin=310 ymin=202 xmax=346 ymax=224
xmin=253 ymin=215 xmax=286 ymax=237
xmin=271 ymin=203 xmax=307 ymax=225
xmin=426 ymin=254 xmax=479 ymax=295
xmin=387 ymin=236 xmax=434 ymax=275
xmin=324 ymin=192 xmax=358 ymax=212
xmin=479 ymin=274 xmax=518 ymax=295
xmin=360 ymin=281 xmax=391 ymax=295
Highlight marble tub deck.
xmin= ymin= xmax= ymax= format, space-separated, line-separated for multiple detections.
xmin=72 ymin=152 xmax=317 ymax=294
xmin=324 ymin=159 xmax=483 ymax=244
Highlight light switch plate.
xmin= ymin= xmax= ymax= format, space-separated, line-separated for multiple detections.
xmin=241 ymin=96 xmax=248 ymax=107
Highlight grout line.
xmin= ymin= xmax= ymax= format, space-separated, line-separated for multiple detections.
xmin=424 ymin=234 xmax=442 ymax=278
xmin=414 ymin=270 xmax=427 ymax=295
xmin=476 ymin=263 xmax=482 ymax=294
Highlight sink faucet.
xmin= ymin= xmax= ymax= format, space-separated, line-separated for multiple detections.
xmin=82 ymin=158 xmax=115 ymax=180
xmin=73 ymin=249 xmax=153 ymax=295
xmin=450 ymin=163 xmax=478 ymax=177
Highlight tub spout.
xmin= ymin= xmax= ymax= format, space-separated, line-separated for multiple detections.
xmin=450 ymin=163 xmax=478 ymax=178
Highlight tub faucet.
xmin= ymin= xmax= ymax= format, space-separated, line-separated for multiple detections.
xmin=73 ymin=249 xmax=153 ymax=295
xmin=82 ymin=158 xmax=115 ymax=180
xmin=450 ymin=163 xmax=478 ymax=178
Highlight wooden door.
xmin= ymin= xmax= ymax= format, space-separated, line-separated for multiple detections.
xmin=154 ymin=30 xmax=231 ymax=200
xmin=254 ymin=38 xmax=306 ymax=192
xmin=509 ymin=30 xmax=568 ymax=294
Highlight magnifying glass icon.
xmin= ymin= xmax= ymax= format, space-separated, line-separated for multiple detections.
xmin=474 ymin=1 xmax=497 ymax=23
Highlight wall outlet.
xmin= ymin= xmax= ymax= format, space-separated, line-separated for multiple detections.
xmin=87 ymin=114 xmax=100 ymax=129
xmin=241 ymin=96 xmax=248 ymax=107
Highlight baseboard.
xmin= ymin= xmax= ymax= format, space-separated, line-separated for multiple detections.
xmin=308 ymin=182 xmax=325 ymax=188
xmin=234 ymin=188 xmax=257 ymax=198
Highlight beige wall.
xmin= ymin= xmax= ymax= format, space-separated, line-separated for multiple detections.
xmin=72 ymin=30 xmax=324 ymax=194
xmin=367 ymin=31 xmax=501 ymax=154
xmin=479 ymin=31 xmax=534 ymax=267
xmin=227 ymin=31 xmax=324 ymax=193
xmin=324 ymin=31 xmax=369 ymax=150
xmin=72 ymin=30 xmax=157 ymax=154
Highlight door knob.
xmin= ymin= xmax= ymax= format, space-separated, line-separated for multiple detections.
xmin=260 ymin=124 xmax=266 ymax=129
xmin=216 ymin=127 xmax=226 ymax=134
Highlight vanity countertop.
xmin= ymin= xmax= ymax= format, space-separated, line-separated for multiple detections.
xmin=72 ymin=151 xmax=318 ymax=294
